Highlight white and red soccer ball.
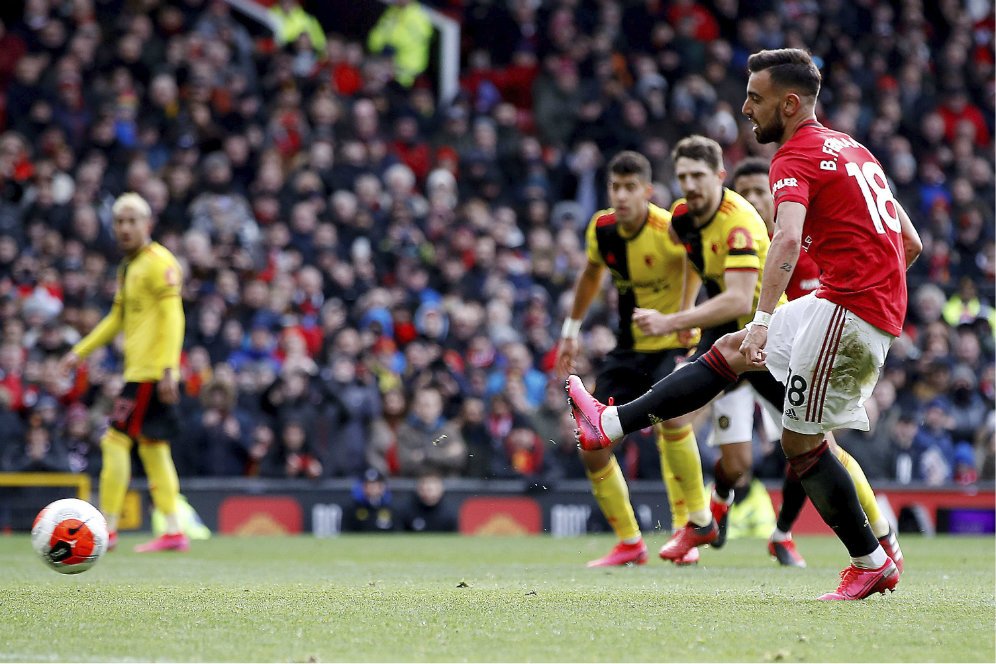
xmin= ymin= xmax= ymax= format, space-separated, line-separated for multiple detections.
xmin=31 ymin=498 xmax=108 ymax=574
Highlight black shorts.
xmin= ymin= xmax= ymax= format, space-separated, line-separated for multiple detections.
xmin=110 ymin=381 xmax=180 ymax=442
xmin=593 ymin=348 xmax=687 ymax=404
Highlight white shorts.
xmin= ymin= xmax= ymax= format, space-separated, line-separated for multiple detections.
xmin=765 ymin=294 xmax=894 ymax=435
xmin=707 ymin=382 xmax=755 ymax=447
xmin=708 ymin=382 xmax=787 ymax=446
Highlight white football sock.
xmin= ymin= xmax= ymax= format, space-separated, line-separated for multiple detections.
xmin=105 ymin=514 xmax=119 ymax=533
xmin=770 ymin=528 xmax=791 ymax=543
xmin=852 ymin=545 xmax=888 ymax=570
xmin=689 ymin=509 xmax=712 ymax=527
xmin=870 ymin=515 xmax=890 ymax=539
xmin=165 ymin=513 xmax=181 ymax=535
xmin=601 ymin=406 xmax=623 ymax=441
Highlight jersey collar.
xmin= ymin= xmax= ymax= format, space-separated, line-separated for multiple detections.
xmin=692 ymin=188 xmax=729 ymax=231
xmin=617 ymin=206 xmax=649 ymax=241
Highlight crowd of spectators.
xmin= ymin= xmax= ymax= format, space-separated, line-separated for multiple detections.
xmin=0 ymin=0 xmax=992 ymax=489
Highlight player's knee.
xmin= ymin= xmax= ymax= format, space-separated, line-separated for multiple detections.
xmin=721 ymin=443 xmax=752 ymax=477
xmin=101 ymin=428 xmax=132 ymax=451
xmin=780 ymin=429 xmax=825 ymax=458
xmin=714 ymin=332 xmax=749 ymax=369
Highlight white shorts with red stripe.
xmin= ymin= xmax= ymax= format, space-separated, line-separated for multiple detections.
xmin=765 ymin=293 xmax=895 ymax=435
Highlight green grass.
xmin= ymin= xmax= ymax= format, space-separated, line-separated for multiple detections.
xmin=1 ymin=534 xmax=993 ymax=662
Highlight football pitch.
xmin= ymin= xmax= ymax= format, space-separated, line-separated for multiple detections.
xmin=2 ymin=534 xmax=993 ymax=662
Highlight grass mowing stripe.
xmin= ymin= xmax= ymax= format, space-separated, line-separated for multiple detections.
xmin=1 ymin=534 xmax=993 ymax=662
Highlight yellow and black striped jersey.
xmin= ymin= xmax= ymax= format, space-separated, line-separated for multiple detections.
xmin=584 ymin=203 xmax=689 ymax=352
xmin=670 ymin=189 xmax=785 ymax=330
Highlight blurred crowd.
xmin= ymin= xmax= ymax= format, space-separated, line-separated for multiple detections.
xmin=0 ymin=0 xmax=992 ymax=488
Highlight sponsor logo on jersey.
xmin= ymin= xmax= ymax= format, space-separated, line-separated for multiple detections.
xmin=799 ymin=278 xmax=820 ymax=291
xmin=772 ymin=177 xmax=799 ymax=193
xmin=727 ymin=227 xmax=755 ymax=250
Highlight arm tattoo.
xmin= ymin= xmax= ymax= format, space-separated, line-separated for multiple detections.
xmin=779 ymin=262 xmax=794 ymax=272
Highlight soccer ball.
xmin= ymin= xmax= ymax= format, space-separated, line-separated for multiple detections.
xmin=31 ymin=498 xmax=109 ymax=574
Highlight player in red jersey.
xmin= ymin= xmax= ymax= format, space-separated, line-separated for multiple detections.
xmin=567 ymin=49 xmax=921 ymax=600
xmin=730 ymin=157 xmax=901 ymax=571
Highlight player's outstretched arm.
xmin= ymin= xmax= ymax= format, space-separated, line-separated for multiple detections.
xmin=556 ymin=261 xmax=604 ymax=377
xmin=63 ymin=299 xmax=123 ymax=373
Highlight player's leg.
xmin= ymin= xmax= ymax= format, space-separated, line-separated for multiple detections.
xmin=756 ymin=391 xmax=807 ymax=567
xmin=134 ymin=437 xmax=190 ymax=552
xmin=130 ymin=383 xmax=189 ymax=553
xmin=581 ymin=444 xmax=646 ymax=567
xmin=830 ymin=433 xmax=904 ymax=573
xmin=759 ymin=387 xmax=895 ymax=569
xmin=657 ymin=413 xmax=715 ymax=563
xmin=769 ymin=466 xmax=808 ymax=567
xmin=579 ymin=352 xmax=649 ymax=567
xmin=783 ymin=431 xmax=895 ymax=599
xmin=706 ymin=384 xmax=756 ymax=549
xmin=656 ymin=429 xmax=688 ymax=531
xmin=767 ymin=296 xmax=898 ymax=599
xmin=99 ymin=428 xmax=133 ymax=551
xmin=568 ymin=331 xmax=750 ymax=449
xmin=639 ymin=350 xmax=714 ymax=563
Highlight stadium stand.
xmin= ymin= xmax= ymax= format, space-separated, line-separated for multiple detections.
xmin=0 ymin=0 xmax=992 ymax=492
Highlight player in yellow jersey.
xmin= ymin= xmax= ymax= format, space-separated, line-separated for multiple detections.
xmin=555 ymin=150 xmax=716 ymax=567
xmin=59 ymin=193 xmax=189 ymax=553
xmin=627 ymin=135 xmax=788 ymax=561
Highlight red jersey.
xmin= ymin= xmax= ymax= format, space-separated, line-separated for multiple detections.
xmin=770 ymin=121 xmax=907 ymax=335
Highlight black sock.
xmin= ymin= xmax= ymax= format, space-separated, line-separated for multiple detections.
xmin=776 ymin=467 xmax=807 ymax=533
xmin=713 ymin=459 xmax=736 ymax=501
xmin=618 ymin=347 xmax=738 ymax=434
xmin=746 ymin=370 xmax=786 ymax=411
xmin=788 ymin=441 xmax=878 ymax=558
xmin=732 ymin=476 xmax=752 ymax=505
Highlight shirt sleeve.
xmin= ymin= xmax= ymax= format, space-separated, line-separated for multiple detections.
xmin=155 ymin=292 xmax=185 ymax=374
xmin=151 ymin=255 xmax=185 ymax=374
xmin=584 ymin=212 xmax=606 ymax=266
xmin=723 ymin=223 xmax=761 ymax=271
xmin=769 ymin=152 xmax=811 ymax=208
xmin=150 ymin=255 xmax=182 ymax=300
xmin=72 ymin=295 xmax=122 ymax=358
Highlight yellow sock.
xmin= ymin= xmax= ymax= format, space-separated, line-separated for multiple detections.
xmin=138 ymin=438 xmax=181 ymax=522
xmin=656 ymin=428 xmax=687 ymax=530
xmin=661 ymin=425 xmax=710 ymax=525
xmin=586 ymin=456 xmax=641 ymax=542
xmin=99 ymin=429 xmax=132 ymax=531
xmin=836 ymin=447 xmax=889 ymax=538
